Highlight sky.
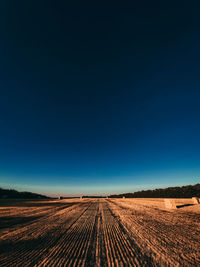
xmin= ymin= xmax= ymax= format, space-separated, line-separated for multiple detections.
xmin=0 ymin=2 xmax=200 ymax=196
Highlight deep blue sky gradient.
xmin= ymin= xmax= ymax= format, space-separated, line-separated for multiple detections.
xmin=0 ymin=2 xmax=200 ymax=195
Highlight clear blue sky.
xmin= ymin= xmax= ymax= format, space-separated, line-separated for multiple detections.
xmin=0 ymin=2 xmax=200 ymax=196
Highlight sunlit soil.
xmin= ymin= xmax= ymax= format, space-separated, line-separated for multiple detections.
xmin=0 ymin=198 xmax=199 ymax=266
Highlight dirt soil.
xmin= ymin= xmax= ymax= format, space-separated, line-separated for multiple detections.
xmin=0 ymin=198 xmax=199 ymax=266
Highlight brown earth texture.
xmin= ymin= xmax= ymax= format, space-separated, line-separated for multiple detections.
xmin=0 ymin=198 xmax=199 ymax=266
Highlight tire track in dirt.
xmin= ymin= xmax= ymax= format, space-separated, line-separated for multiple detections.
xmin=36 ymin=201 xmax=99 ymax=266
xmin=107 ymin=199 xmax=200 ymax=266
xmin=0 ymin=201 xmax=80 ymax=237
xmin=101 ymin=200 xmax=153 ymax=266
xmin=0 ymin=201 xmax=93 ymax=267
xmin=1 ymin=199 xmax=198 ymax=266
xmin=1 ymin=199 xmax=153 ymax=266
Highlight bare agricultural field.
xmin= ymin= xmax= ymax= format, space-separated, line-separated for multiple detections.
xmin=0 ymin=198 xmax=199 ymax=266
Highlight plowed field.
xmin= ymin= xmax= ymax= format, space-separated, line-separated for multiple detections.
xmin=0 ymin=198 xmax=199 ymax=266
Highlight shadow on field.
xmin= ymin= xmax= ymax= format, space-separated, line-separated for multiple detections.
xmin=176 ymin=204 xmax=194 ymax=209
xmin=0 ymin=215 xmax=42 ymax=230
xmin=0 ymin=200 xmax=78 ymax=208
xmin=0 ymin=229 xmax=69 ymax=265
xmin=0 ymin=202 xmax=80 ymax=230
xmin=0 ymin=235 xmax=47 ymax=254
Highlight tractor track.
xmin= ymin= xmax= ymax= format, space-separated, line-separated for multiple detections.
xmin=0 ymin=198 xmax=199 ymax=266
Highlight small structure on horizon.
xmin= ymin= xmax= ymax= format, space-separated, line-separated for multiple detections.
xmin=192 ymin=197 xmax=200 ymax=204
xmin=58 ymin=196 xmax=64 ymax=200
xmin=123 ymin=196 xmax=125 ymax=199
xmin=164 ymin=199 xmax=177 ymax=209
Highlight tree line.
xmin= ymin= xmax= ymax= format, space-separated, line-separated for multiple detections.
xmin=0 ymin=187 xmax=48 ymax=199
xmin=109 ymin=183 xmax=200 ymax=198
